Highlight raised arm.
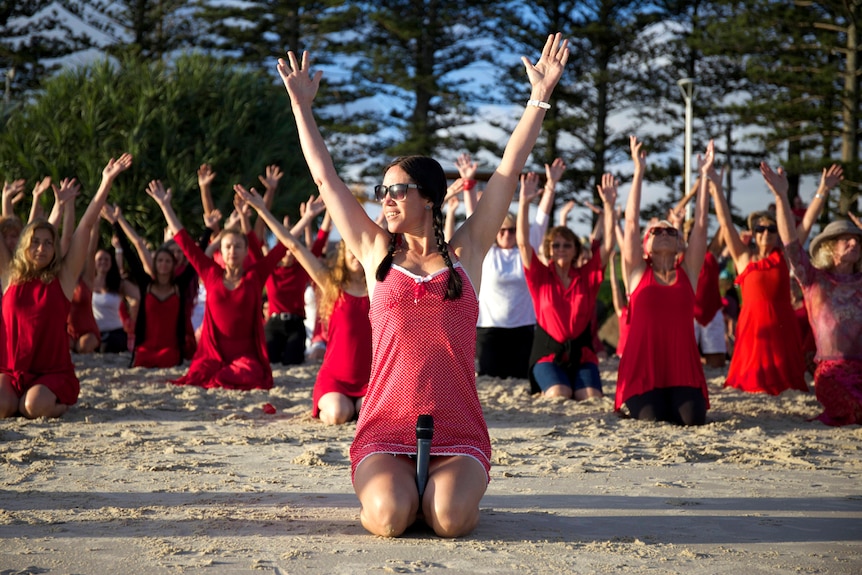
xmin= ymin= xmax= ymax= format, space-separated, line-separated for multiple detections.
xmin=538 ymin=158 xmax=565 ymax=221
xmin=760 ymin=162 xmax=798 ymax=247
xmin=516 ymin=173 xmax=536 ymax=270
xmin=682 ymin=141 xmax=713 ymax=290
xmin=56 ymin=179 xmax=80 ymax=258
xmin=113 ymin=206 xmax=155 ymax=279
xmin=2 ymin=179 xmax=25 ymax=219
xmin=29 ymin=177 xmax=52 ymax=224
xmin=278 ymin=51 xmax=384 ymax=264
xmin=609 ymin=252 xmax=627 ymax=317
xmin=451 ymin=33 xmax=569 ymax=267
xmin=253 ymin=164 xmax=283 ymax=239
xmin=558 ymin=199 xmax=575 ymax=227
xmin=623 ymin=135 xmax=647 ymax=290
xmin=596 ymin=173 xmax=618 ymax=266
xmin=197 ymin=164 xmax=217 ymax=222
xmin=59 ymin=153 xmax=133 ymax=298
xmin=707 ymin=160 xmax=749 ymax=273
xmin=455 ymin=154 xmax=479 ymax=218
xmin=235 ymin=185 xmax=329 ymax=287
xmin=797 ymin=164 xmax=842 ymax=245
xmin=147 ymin=180 xmax=184 ymax=237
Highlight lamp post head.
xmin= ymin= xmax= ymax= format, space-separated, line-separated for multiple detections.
xmin=678 ymin=77 xmax=695 ymax=100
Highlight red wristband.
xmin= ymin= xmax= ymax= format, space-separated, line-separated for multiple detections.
xmin=463 ymin=179 xmax=477 ymax=191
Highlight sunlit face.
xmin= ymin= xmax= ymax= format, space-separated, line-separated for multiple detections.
xmin=645 ymin=224 xmax=682 ymax=256
xmin=95 ymin=250 xmax=113 ymax=273
xmin=28 ymin=228 xmax=55 ymax=269
xmin=380 ymin=165 xmax=426 ymax=232
xmin=549 ymin=233 xmax=576 ymax=266
xmin=3 ymin=231 xmax=19 ymax=253
xmin=752 ymin=218 xmax=778 ymax=250
xmin=832 ymin=233 xmax=861 ymax=267
xmin=154 ymin=251 xmax=175 ymax=278
xmin=496 ymin=223 xmax=516 ymax=249
xmin=220 ymin=233 xmax=248 ymax=268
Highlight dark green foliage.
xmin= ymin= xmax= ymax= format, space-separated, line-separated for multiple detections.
xmin=0 ymin=53 xmax=313 ymax=247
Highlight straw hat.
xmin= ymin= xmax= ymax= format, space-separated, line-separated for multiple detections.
xmin=808 ymin=219 xmax=862 ymax=257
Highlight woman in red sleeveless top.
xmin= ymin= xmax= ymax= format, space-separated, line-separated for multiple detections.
xmin=237 ymin=187 xmax=371 ymax=425
xmin=616 ymin=137 xmax=711 ymax=425
xmin=0 ymin=154 xmax=132 ymax=418
xmin=148 ymin=180 xmax=287 ymax=390
xmin=278 ymin=34 xmax=568 ymax=537
xmin=103 ymin=205 xmax=191 ymax=368
xmin=712 ymin=161 xmax=841 ymax=395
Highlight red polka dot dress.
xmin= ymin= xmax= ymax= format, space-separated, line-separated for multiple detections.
xmin=350 ymin=263 xmax=491 ymax=482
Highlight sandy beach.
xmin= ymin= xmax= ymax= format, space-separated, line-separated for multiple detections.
xmin=1 ymin=352 xmax=860 ymax=574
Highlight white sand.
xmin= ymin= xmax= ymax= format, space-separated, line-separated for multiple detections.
xmin=1 ymin=353 xmax=860 ymax=574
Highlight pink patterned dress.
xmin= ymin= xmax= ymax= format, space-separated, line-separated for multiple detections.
xmin=349 ymin=263 xmax=491 ymax=482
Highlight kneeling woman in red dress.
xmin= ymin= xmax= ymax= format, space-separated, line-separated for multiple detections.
xmin=147 ymin=180 xmax=286 ymax=390
xmin=616 ymin=137 xmax=711 ymax=426
xmin=236 ymin=185 xmax=371 ymax=424
xmin=104 ymin=205 xmax=193 ymax=368
xmin=0 ymin=154 xmax=133 ymax=418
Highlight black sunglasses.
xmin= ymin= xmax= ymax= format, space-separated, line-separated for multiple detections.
xmin=754 ymin=224 xmax=778 ymax=234
xmin=374 ymin=183 xmax=421 ymax=201
xmin=649 ymin=227 xmax=679 ymax=237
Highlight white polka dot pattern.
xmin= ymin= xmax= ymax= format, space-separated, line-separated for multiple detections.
xmin=350 ymin=263 xmax=491 ymax=480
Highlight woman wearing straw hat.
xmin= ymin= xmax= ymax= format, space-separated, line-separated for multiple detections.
xmin=762 ymin=166 xmax=862 ymax=425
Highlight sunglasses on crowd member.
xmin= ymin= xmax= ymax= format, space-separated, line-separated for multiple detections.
xmin=374 ymin=183 xmax=422 ymax=201
xmin=498 ymin=227 xmax=516 ymax=234
xmin=649 ymin=227 xmax=679 ymax=237
xmin=754 ymin=224 xmax=778 ymax=234
xmin=551 ymin=241 xmax=575 ymax=250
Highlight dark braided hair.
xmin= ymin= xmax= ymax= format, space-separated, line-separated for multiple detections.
xmin=375 ymin=155 xmax=462 ymax=299
xmin=432 ymin=205 xmax=463 ymax=300
xmin=375 ymin=232 xmax=398 ymax=282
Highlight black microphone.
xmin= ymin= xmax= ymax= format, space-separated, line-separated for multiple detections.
xmin=415 ymin=414 xmax=434 ymax=499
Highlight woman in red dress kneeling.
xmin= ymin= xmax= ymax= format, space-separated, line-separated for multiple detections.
xmin=147 ymin=180 xmax=286 ymax=390
xmin=0 ymin=154 xmax=133 ymax=418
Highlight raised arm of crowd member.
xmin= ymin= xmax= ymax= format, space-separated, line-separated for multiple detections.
xmin=197 ymin=164 xmax=217 ymax=224
xmin=531 ymin=157 xmax=565 ymax=249
xmin=682 ymin=142 xmax=713 ymax=288
xmin=55 ymin=156 xmax=132 ymax=300
xmin=108 ymin=205 xmax=155 ymax=281
xmin=29 ymin=177 xmax=52 ymax=224
xmin=797 ymin=164 xmax=843 ymax=245
xmin=558 ymin=199 xmax=575 ymax=227
xmin=57 ymin=179 xmax=80 ymax=258
xmin=236 ymin=186 xmax=329 ymax=287
xmin=277 ymin=34 xmax=568 ymax=292
xmin=623 ymin=136 xmax=648 ymax=291
xmin=596 ymin=173 xmax=619 ymax=266
xmin=253 ymin=164 xmax=283 ymax=239
xmin=707 ymin=157 xmax=752 ymax=275
xmin=515 ymin=172 xmax=543 ymax=268
xmin=1 ymin=178 xmax=25 ymax=219
xmin=454 ymin=153 xmax=479 ymax=217
xmin=760 ymin=164 xmax=799 ymax=246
